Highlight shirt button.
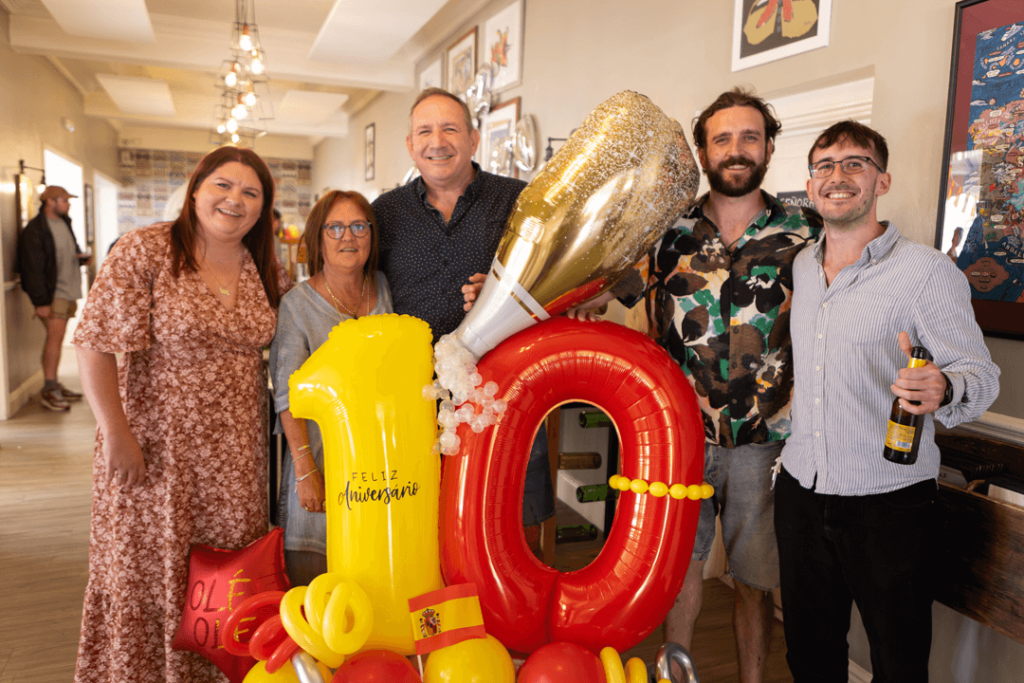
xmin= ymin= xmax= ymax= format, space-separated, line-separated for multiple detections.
xmin=815 ymin=398 xmax=820 ymax=404
xmin=817 ymin=333 xmax=823 ymax=339
xmin=815 ymin=431 xmax=820 ymax=437
xmin=822 ymin=302 xmax=828 ymax=308
xmin=815 ymin=366 xmax=821 ymax=371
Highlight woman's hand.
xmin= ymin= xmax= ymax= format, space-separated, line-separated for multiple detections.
xmin=295 ymin=468 xmax=326 ymax=513
xmin=104 ymin=424 xmax=147 ymax=487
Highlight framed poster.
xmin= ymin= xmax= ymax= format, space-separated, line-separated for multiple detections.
xmin=445 ymin=27 xmax=477 ymax=98
xmin=364 ymin=123 xmax=375 ymax=182
xmin=480 ymin=98 xmax=520 ymax=178
xmin=483 ymin=0 xmax=524 ymax=92
xmin=83 ymin=183 xmax=95 ymax=246
xmin=935 ymin=0 xmax=1024 ymax=339
xmin=419 ymin=57 xmax=443 ymax=92
xmin=731 ymin=0 xmax=831 ymax=72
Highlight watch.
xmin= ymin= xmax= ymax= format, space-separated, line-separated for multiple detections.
xmin=940 ymin=374 xmax=954 ymax=407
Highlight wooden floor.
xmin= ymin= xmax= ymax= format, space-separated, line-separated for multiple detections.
xmin=0 ymin=354 xmax=791 ymax=683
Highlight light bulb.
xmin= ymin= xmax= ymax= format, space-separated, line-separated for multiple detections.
xmin=239 ymin=25 xmax=252 ymax=51
xmin=226 ymin=118 xmax=238 ymax=133
xmin=225 ymin=71 xmax=237 ymax=87
xmin=243 ymin=90 xmax=257 ymax=107
xmin=233 ymin=104 xmax=247 ymax=119
xmin=216 ymin=123 xmax=226 ymax=134
xmin=250 ymin=57 xmax=263 ymax=75
xmin=231 ymin=133 xmax=240 ymax=143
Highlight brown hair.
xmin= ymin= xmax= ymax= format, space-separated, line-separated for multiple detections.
xmin=808 ymin=120 xmax=889 ymax=171
xmin=169 ymin=146 xmax=282 ymax=308
xmin=409 ymin=87 xmax=474 ymax=131
xmin=692 ymin=87 xmax=782 ymax=150
xmin=303 ymin=190 xmax=379 ymax=290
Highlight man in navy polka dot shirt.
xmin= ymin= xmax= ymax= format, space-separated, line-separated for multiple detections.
xmin=372 ymin=88 xmax=555 ymax=546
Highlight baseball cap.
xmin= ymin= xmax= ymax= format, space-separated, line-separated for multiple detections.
xmin=40 ymin=186 xmax=78 ymax=202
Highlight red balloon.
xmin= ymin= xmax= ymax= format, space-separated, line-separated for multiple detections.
xmin=332 ymin=650 xmax=422 ymax=682
xmin=518 ymin=642 xmax=607 ymax=683
xmin=171 ymin=527 xmax=291 ymax=683
xmin=440 ymin=318 xmax=703 ymax=654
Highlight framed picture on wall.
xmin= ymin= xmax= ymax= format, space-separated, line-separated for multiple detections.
xmin=365 ymin=123 xmax=375 ymax=182
xmin=731 ymin=0 xmax=832 ymax=72
xmin=935 ymin=0 xmax=1024 ymax=339
xmin=483 ymin=0 xmax=524 ymax=93
xmin=445 ymin=27 xmax=477 ymax=98
xmin=419 ymin=58 xmax=443 ymax=92
xmin=480 ymin=97 xmax=520 ymax=178
xmin=83 ymin=183 xmax=95 ymax=246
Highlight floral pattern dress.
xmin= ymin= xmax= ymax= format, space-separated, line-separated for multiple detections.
xmin=72 ymin=224 xmax=290 ymax=683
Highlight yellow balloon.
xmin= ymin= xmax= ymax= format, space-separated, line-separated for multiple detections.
xmin=630 ymin=479 xmax=649 ymax=495
xmin=305 ymin=573 xmax=374 ymax=655
xmin=289 ymin=314 xmax=442 ymax=654
xmin=280 ymin=587 xmax=345 ymax=668
xmin=423 ymin=635 xmax=515 ymax=683
xmin=600 ymin=647 xmax=626 ymax=683
xmin=649 ymin=481 xmax=669 ymax=497
xmin=625 ymin=657 xmax=649 ymax=683
xmin=243 ymin=659 xmax=333 ymax=683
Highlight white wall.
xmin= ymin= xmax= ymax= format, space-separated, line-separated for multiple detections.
xmin=309 ymin=1 xmax=1024 ymax=680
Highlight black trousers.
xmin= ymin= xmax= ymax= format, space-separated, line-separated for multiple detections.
xmin=774 ymin=467 xmax=937 ymax=683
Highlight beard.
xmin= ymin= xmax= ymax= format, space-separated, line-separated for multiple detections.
xmin=705 ymin=155 xmax=769 ymax=198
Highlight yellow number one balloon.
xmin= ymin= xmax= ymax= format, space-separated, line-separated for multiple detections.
xmin=288 ymin=313 xmax=442 ymax=654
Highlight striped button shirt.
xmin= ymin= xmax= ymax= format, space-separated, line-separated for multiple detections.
xmin=781 ymin=222 xmax=1000 ymax=495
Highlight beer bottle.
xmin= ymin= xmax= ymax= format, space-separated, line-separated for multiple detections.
xmin=559 ymin=452 xmax=603 ymax=470
xmin=579 ymin=411 xmax=612 ymax=428
xmin=555 ymin=524 xmax=599 ymax=543
xmin=576 ymin=483 xmax=613 ymax=503
xmin=883 ymin=346 xmax=932 ymax=465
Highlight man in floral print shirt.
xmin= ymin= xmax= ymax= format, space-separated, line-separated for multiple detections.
xmin=651 ymin=89 xmax=821 ymax=683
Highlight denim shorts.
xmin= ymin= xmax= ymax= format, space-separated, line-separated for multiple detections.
xmin=692 ymin=440 xmax=783 ymax=591
xmin=522 ymin=427 xmax=555 ymax=526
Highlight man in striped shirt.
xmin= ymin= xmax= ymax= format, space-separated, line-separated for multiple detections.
xmin=776 ymin=121 xmax=1000 ymax=682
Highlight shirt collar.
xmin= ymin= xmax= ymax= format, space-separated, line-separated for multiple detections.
xmin=414 ymin=161 xmax=484 ymax=206
xmin=813 ymin=221 xmax=898 ymax=263
xmin=682 ymin=190 xmax=787 ymax=227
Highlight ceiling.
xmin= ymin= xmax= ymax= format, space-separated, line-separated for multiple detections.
xmin=1 ymin=0 xmax=491 ymax=144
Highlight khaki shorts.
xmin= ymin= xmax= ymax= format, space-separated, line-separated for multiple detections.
xmin=51 ymin=298 xmax=78 ymax=319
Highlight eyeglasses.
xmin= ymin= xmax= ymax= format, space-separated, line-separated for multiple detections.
xmin=808 ymin=155 xmax=885 ymax=178
xmin=323 ymin=221 xmax=371 ymax=239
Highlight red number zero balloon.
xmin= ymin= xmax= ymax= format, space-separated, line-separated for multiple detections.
xmin=440 ymin=318 xmax=704 ymax=654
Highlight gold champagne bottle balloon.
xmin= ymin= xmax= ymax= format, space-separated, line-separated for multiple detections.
xmin=450 ymin=91 xmax=700 ymax=358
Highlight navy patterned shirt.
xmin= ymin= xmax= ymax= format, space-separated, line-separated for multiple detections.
xmin=372 ymin=163 xmax=526 ymax=342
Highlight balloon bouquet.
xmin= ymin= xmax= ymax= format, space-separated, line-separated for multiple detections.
xmin=197 ymin=91 xmax=713 ymax=683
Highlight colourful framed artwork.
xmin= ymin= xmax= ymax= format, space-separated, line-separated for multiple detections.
xmin=445 ymin=27 xmax=477 ymax=98
xmin=731 ymin=0 xmax=831 ymax=72
xmin=935 ymin=0 xmax=1024 ymax=339
xmin=481 ymin=97 xmax=520 ymax=178
xmin=483 ymin=1 xmax=524 ymax=93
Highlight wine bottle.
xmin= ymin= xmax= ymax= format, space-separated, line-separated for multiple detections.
xmin=883 ymin=346 xmax=932 ymax=465
xmin=579 ymin=411 xmax=612 ymax=428
xmin=576 ymin=484 xmax=613 ymax=503
xmin=559 ymin=452 xmax=603 ymax=470
xmin=556 ymin=524 xmax=599 ymax=543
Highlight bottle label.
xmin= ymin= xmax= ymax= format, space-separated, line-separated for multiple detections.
xmin=885 ymin=421 xmax=915 ymax=452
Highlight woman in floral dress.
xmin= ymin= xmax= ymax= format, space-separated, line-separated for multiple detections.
xmin=72 ymin=146 xmax=289 ymax=683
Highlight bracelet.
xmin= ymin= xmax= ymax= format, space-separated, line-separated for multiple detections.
xmin=295 ymin=444 xmax=311 ymax=452
xmin=294 ymin=469 xmax=321 ymax=491
xmin=292 ymin=451 xmax=314 ymax=463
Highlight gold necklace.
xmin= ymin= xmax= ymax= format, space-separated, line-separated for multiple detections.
xmin=324 ymin=274 xmax=366 ymax=317
xmin=205 ymin=254 xmax=242 ymax=296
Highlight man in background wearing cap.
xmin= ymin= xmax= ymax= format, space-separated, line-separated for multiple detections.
xmin=17 ymin=186 xmax=91 ymax=411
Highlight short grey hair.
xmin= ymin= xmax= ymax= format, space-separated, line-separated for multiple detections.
xmin=409 ymin=87 xmax=474 ymax=132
